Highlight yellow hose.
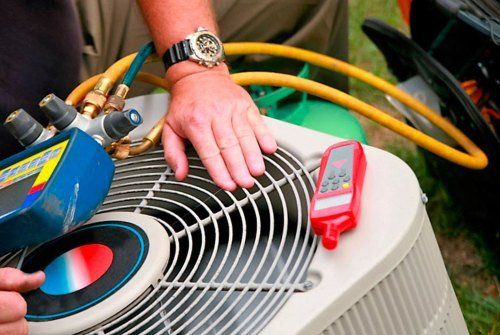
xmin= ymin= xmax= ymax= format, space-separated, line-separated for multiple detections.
xmin=65 ymin=73 xmax=101 ymax=106
xmin=136 ymin=72 xmax=168 ymax=89
xmin=233 ymin=73 xmax=487 ymax=169
xmin=65 ymin=43 xmax=488 ymax=169
xmin=103 ymin=53 xmax=137 ymax=84
xmin=226 ymin=43 xmax=468 ymax=142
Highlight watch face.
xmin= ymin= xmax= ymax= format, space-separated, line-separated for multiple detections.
xmin=189 ymin=31 xmax=224 ymax=66
xmin=196 ymin=34 xmax=221 ymax=59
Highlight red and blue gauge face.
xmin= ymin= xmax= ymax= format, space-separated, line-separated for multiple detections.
xmin=40 ymin=244 xmax=114 ymax=295
xmin=23 ymin=222 xmax=148 ymax=321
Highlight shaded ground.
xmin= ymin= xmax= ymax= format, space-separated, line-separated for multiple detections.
xmin=348 ymin=1 xmax=499 ymax=334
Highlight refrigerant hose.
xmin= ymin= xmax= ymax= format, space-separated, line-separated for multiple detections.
xmin=65 ymin=42 xmax=488 ymax=169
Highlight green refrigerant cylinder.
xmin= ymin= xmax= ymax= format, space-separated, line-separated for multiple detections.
xmin=251 ymin=64 xmax=367 ymax=144
xmin=266 ymin=100 xmax=367 ymax=144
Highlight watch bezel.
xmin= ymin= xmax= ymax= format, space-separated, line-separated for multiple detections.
xmin=187 ymin=27 xmax=225 ymax=67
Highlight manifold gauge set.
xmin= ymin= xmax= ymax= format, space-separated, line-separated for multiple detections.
xmin=0 ymin=93 xmax=143 ymax=253
xmin=0 ymin=93 xmax=469 ymax=334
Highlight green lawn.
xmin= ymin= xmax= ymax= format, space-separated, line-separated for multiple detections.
xmin=348 ymin=1 xmax=500 ymax=334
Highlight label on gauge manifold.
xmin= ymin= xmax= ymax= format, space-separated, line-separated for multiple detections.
xmin=0 ymin=140 xmax=68 ymax=219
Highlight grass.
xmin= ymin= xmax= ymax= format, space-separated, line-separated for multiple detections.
xmin=348 ymin=1 xmax=500 ymax=334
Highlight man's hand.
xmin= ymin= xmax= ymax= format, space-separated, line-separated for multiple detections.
xmin=137 ymin=0 xmax=277 ymax=190
xmin=0 ymin=268 xmax=45 ymax=335
xmin=163 ymin=66 xmax=278 ymax=191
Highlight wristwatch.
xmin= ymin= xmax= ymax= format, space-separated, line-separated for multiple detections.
xmin=162 ymin=27 xmax=225 ymax=68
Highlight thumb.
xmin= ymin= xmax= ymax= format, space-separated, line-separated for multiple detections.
xmin=0 ymin=268 xmax=45 ymax=293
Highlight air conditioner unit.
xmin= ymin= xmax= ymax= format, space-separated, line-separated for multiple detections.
xmin=1 ymin=93 xmax=468 ymax=335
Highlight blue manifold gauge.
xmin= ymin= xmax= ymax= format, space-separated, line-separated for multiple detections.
xmin=0 ymin=128 xmax=114 ymax=255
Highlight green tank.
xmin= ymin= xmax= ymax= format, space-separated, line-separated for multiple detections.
xmin=250 ymin=64 xmax=367 ymax=144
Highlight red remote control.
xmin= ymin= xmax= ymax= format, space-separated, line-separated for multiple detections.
xmin=309 ymin=140 xmax=367 ymax=250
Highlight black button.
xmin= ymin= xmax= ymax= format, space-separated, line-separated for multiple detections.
xmin=339 ymin=168 xmax=347 ymax=177
xmin=328 ymin=172 xmax=335 ymax=179
xmin=343 ymin=176 xmax=351 ymax=182
xmin=332 ymin=178 xmax=339 ymax=184
xmin=332 ymin=184 xmax=339 ymax=190
xmin=321 ymin=187 xmax=328 ymax=193
xmin=321 ymin=181 xmax=328 ymax=187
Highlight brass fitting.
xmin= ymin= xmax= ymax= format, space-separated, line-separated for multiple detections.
xmin=82 ymin=92 xmax=107 ymax=118
xmin=114 ymin=84 xmax=130 ymax=99
xmin=128 ymin=139 xmax=153 ymax=156
xmin=81 ymin=77 xmax=113 ymax=118
xmin=113 ymin=144 xmax=131 ymax=160
xmin=103 ymin=84 xmax=129 ymax=114
xmin=111 ymin=136 xmax=131 ymax=159
xmin=103 ymin=95 xmax=125 ymax=114
xmin=46 ymin=124 xmax=57 ymax=132
xmin=94 ymin=77 xmax=113 ymax=95
xmin=128 ymin=117 xmax=164 ymax=156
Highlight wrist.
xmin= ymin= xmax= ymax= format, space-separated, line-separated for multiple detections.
xmin=165 ymin=61 xmax=230 ymax=86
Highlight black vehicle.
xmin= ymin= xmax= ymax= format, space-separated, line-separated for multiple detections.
xmin=363 ymin=0 xmax=500 ymax=253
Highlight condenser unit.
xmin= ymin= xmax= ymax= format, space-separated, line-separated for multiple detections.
xmin=1 ymin=93 xmax=468 ymax=334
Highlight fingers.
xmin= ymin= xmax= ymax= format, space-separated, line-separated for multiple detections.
xmin=0 ymin=268 xmax=45 ymax=293
xmin=213 ymin=115 xmax=254 ymax=188
xmin=0 ymin=292 xmax=26 ymax=323
xmin=247 ymin=106 xmax=278 ymax=154
xmin=162 ymin=124 xmax=188 ymax=180
xmin=0 ymin=318 xmax=28 ymax=335
xmin=232 ymin=109 xmax=265 ymax=176
xmin=0 ymin=269 xmax=40 ymax=335
xmin=174 ymin=104 xmax=275 ymax=190
xmin=185 ymin=114 xmax=237 ymax=191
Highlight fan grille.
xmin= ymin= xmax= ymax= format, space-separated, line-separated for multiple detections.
xmin=90 ymin=147 xmax=317 ymax=335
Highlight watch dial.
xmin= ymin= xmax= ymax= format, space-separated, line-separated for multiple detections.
xmin=196 ymin=34 xmax=220 ymax=59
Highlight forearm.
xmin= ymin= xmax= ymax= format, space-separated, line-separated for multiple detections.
xmin=137 ymin=0 xmax=228 ymax=85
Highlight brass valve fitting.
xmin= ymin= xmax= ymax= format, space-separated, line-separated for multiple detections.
xmin=82 ymin=77 xmax=113 ymax=118
xmin=103 ymin=84 xmax=129 ymax=114
xmin=103 ymin=95 xmax=125 ymax=114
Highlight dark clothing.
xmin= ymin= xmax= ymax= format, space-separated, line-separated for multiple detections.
xmin=0 ymin=0 xmax=81 ymax=160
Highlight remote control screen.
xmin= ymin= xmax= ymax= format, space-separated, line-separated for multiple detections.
xmin=314 ymin=192 xmax=352 ymax=210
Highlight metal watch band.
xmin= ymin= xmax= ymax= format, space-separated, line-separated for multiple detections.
xmin=162 ymin=40 xmax=192 ymax=68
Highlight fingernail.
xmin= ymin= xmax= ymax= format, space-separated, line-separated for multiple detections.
xmin=244 ymin=179 xmax=255 ymax=189
xmin=225 ymin=181 xmax=237 ymax=192
xmin=27 ymin=271 xmax=44 ymax=278
xmin=251 ymin=162 xmax=265 ymax=176
xmin=237 ymin=175 xmax=254 ymax=189
xmin=269 ymin=136 xmax=278 ymax=148
xmin=263 ymin=135 xmax=278 ymax=153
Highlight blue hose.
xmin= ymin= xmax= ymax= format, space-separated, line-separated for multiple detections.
xmin=122 ymin=42 xmax=155 ymax=87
